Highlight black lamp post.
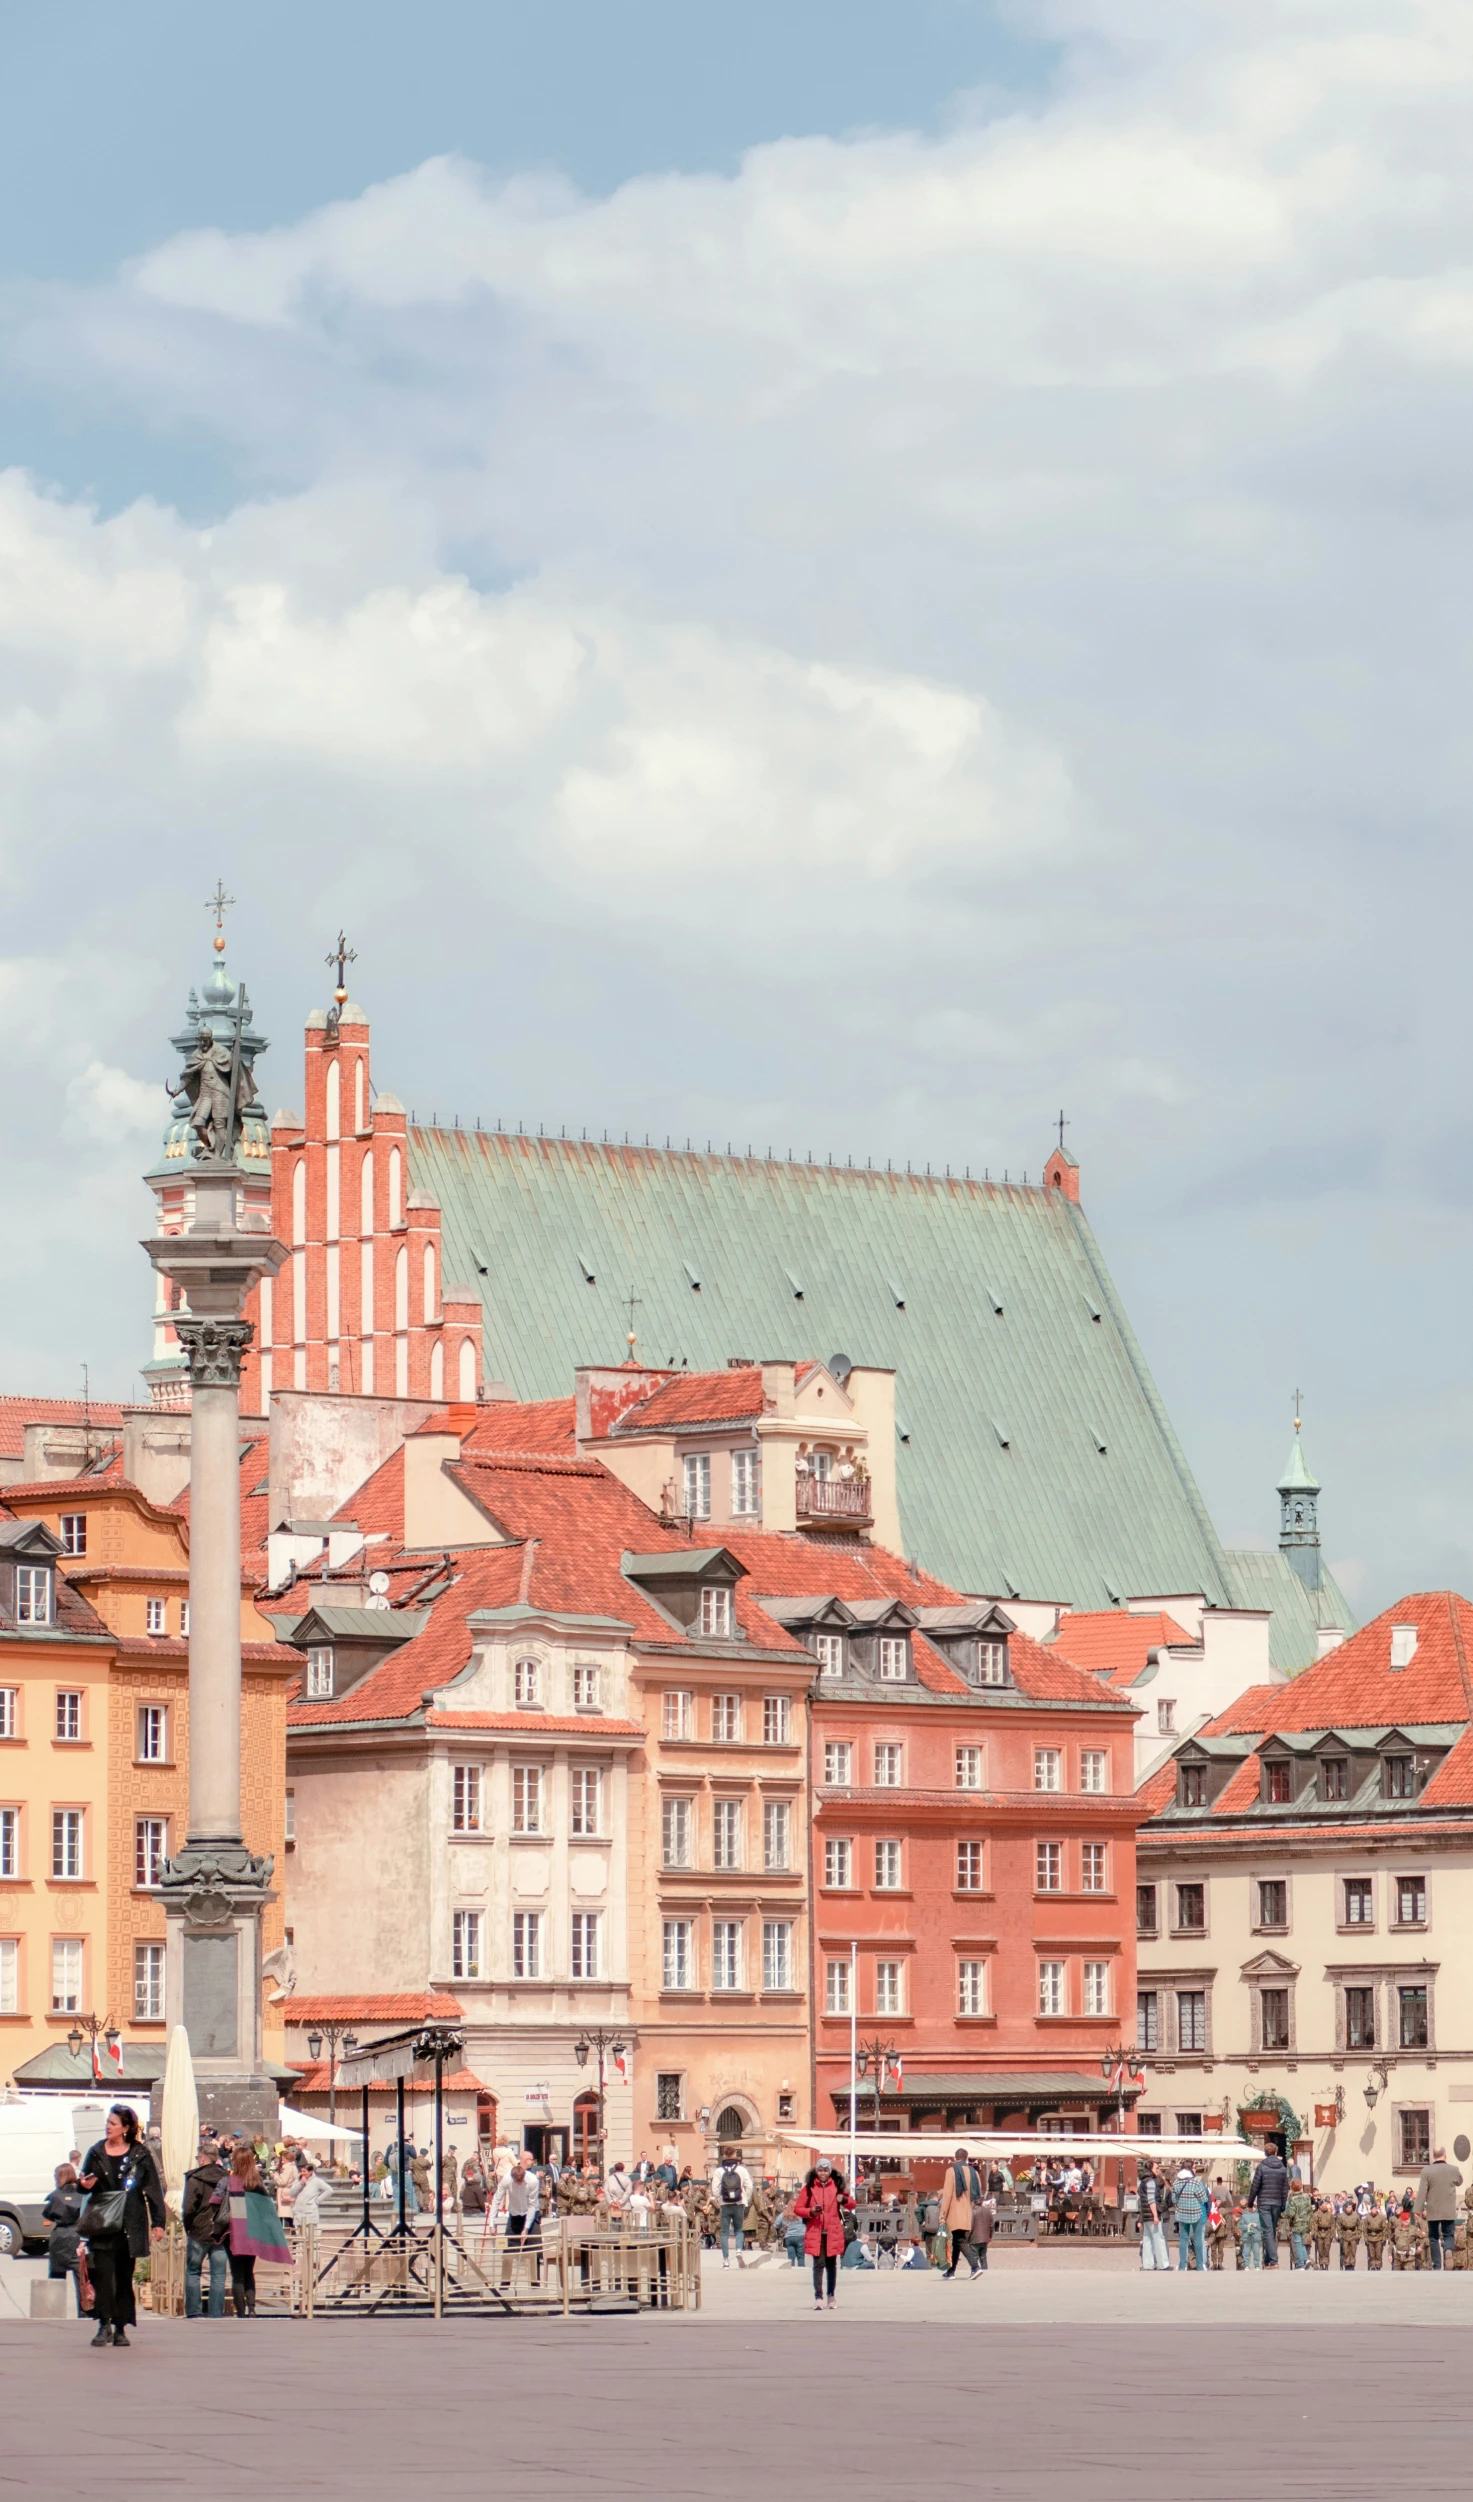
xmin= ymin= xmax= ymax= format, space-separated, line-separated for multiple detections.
xmin=66 ymin=2012 xmax=121 ymax=2079
xmin=1100 ymin=2042 xmax=1145 ymax=2136
xmin=305 ymin=2021 xmax=360 ymax=2149
xmin=573 ymin=2028 xmax=626 ymax=2177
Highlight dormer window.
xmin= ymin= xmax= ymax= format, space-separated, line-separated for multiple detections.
xmin=1264 ymin=1759 xmax=1293 ymax=1804
xmin=16 ymin=1566 xmax=52 ymax=1626
xmin=1385 ymin=1754 xmax=1420 ymax=1800
xmin=814 ymin=1633 xmax=845 ymax=1677
xmin=1320 ymin=1755 xmax=1348 ymax=1802
xmin=514 ymin=1656 xmax=542 ymax=1706
xmin=700 ymin=1586 xmax=733 ymax=1638
xmin=1390 ymin=1624 xmax=1418 ymax=1669
xmin=305 ymin=1646 xmax=334 ymax=1698
xmin=877 ymin=1637 xmax=908 ymax=1682
xmin=975 ymin=1640 xmax=1007 ymax=1686
xmin=1180 ymin=1762 xmax=1205 ymax=1806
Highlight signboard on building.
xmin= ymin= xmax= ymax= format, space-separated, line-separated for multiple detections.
xmin=525 ymin=2083 xmax=552 ymax=2105
xmin=1314 ymin=2105 xmax=1339 ymax=2128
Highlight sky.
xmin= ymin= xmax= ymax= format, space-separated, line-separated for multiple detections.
xmin=2 ymin=0 xmax=1472 ymax=1616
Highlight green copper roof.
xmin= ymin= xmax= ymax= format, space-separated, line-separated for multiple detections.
xmin=412 ymin=1128 xmax=1269 ymax=1618
xmin=1220 ymin=1546 xmax=1354 ymax=1673
xmin=1277 ymin=1431 xmax=1321 ymax=1496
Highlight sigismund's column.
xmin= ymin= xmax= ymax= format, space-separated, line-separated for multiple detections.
xmin=143 ymin=924 xmax=287 ymax=2139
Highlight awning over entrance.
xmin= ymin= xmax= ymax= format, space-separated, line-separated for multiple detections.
xmin=831 ymin=2071 xmax=1129 ymax=2113
xmin=11 ymin=2043 xmax=297 ymax=2093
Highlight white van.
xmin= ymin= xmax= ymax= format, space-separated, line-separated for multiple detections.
xmin=0 ymin=2097 xmax=151 ymax=2253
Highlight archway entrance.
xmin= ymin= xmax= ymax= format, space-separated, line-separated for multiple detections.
xmin=714 ymin=2103 xmax=751 ymax=2146
xmin=573 ymin=2090 xmax=599 ymax=2168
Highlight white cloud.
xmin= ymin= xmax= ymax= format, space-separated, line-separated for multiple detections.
xmin=63 ymin=1060 xmax=169 ymax=1144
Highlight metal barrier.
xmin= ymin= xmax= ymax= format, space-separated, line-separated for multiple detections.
xmin=301 ymin=2207 xmax=700 ymax=2319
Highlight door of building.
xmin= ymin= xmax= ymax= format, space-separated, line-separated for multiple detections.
xmin=524 ymin=2124 xmax=569 ymax=2166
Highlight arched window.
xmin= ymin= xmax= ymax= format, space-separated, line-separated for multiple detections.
xmin=325 ymin=1058 xmax=340 ymax=1143
xmin=423 ymin=1240 xmax=436 ymax=1322
xmin=714 ymin=2104 xmax=748 ymax=2144
xmin=458 ymin=1337 xmax=476 ymax=1399
xmin=292 ymin=1158 xmax=306 ymax=1247
xmin=429 ymin=1340 xmax=444 ymax=1399
xmin=359 ymin=1150 xmax=374 ymax=1235
xmin=395 ymin=1245 xmax=408 ymax=1331
xmin=389 ymin=1146 xmax=402 ymax=1228
xmin=354 ymin=1058 xmax=366 ymax=1132
xmin=573 ymin=2092 xmax=599 ymax=2167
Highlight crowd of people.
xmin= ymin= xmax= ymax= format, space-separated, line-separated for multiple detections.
xmin=1138 ymin=2144 xmax=1472 ymax=2271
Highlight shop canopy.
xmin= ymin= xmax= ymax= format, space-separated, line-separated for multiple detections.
xmin=781 ymin=2130 xmax=1260 ymax=2161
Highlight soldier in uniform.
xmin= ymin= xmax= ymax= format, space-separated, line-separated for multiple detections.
xmin=1361 ymin=2195 xmax=1389 ymax=2271
xmin=1206 ymin=2194 xmax=1231 ymax=2270
xmin=1311 ymin=2200 xmax=1336 ymax=2270
xmin=1391 ymin=2204 xmax=1417 ymax=2269
xmin=1335 ymin=2198 xmax=1362 ymax=2270
xmin=1414 ymin=2212 xmax=1431 ymax=2270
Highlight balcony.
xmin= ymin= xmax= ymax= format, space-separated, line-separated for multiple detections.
xmin=796 ymin=1472 xmax=873 ymax=1528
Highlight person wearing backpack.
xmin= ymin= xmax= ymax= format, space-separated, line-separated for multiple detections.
xmin=714 ymin=2148 xmax=754 ymax=2265
xmin=182 ymin=2133 xmax=234 ymax=2318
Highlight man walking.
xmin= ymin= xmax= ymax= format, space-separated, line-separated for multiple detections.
xmin=1171 ymin=2164 xmax=1208 ymax=2274
xmin=1414 ymin=2145 xmax=1465 ymax=2269
xmin=182 ymin=2132 xmax=233 ymax=2318
xmin=714 ymin=2147 xmax=753 ymax=2267
xmin=940 ymin=2149 xmax=982 ymax=2278
xmin=1246 ymin=2139 xmax=1290 ymax=2267
xmin=1138 ymin=2161 xmax=1171 ymax=2271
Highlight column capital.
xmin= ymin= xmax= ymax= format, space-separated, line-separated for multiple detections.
xmin=175 ymin=1314 xmax=255 ymax=1388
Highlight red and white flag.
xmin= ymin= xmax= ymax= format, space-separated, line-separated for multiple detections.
xmin=90 ymin=2039 xmax=104 ymax=2084
xmin=108 ymin=2034 xmax=125 ymax=2077
xmin=612 ymin=2047 xmax=632 ymax=2086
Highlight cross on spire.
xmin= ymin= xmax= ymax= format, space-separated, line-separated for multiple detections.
xmin=205 ymin=882 xmax=235 ymax=941
xmin=1293 ymin=1385 xmax=1303 ymax=1433
xmin=624 ymin=1286 xmax=643 ymax=1358
xmin=326 ymin=931 xmax=357 ymax=1003
xmin=1056 ymin=1108 xmax=1070 ymax=1152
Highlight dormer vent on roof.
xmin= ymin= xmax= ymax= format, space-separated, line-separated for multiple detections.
xmin=1390 ymin=1624 xmax=1418 ymax=1669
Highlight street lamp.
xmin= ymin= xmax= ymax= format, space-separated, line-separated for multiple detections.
xmin=304 ymin=2021 xmax=360 ymax=2151
xmin=1099 ymin=2042 xmax=1145 ymax=2135
xmin=66 ymin=2013 xmax=121 ymax=2080
xmin=573 ymin=2028 xmax=626 ymax=2179
xmin=1363 ymin=2059 xmax=1393 ymax=2110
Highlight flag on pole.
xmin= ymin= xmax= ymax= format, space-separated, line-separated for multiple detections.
xmin=107 ymin=2033 xmax=125 ymax=2077
xmin=91 ymin=2039 xmax=104 ymax=2084
xmin=612 ymin=2046 xmax=632 ymax=2085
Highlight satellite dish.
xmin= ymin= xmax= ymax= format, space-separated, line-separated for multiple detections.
xmin=828 ymin=1353 xmax=853 ymax=1386
xmin=365 ymin=1595 xmax=391 ymax=1612
xmin=368 ymin=1569 xmax=391 ymax=1596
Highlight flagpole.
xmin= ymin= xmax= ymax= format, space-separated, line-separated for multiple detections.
xmin=848 ymin=1939 xmax=858 ymax=2190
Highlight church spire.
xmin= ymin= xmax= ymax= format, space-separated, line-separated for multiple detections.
xmin=1277 ymin=1393 xmax=1322 ymax=1593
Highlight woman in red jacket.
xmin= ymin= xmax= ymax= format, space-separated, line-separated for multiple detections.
xmin=794 ymin=2159 xmax=854 ymax=2310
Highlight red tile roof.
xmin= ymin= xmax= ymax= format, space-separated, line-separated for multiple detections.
xmin=611 ymin=1370 xmax=768 ymax=1432
xmin=462 ymin=1400 xmax=578 ymax=1457
xmin=1052 ymin=1610 xmax=1196 ymax=1688
xmin=282 ymin=1992 xmax=464 ymax=2026
xmin=1206 ymin=1592 xmax=1473 ymax=1733
xmin=0 ymin=1396 xmax=125 ymax=1461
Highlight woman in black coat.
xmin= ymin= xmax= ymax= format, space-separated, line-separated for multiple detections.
xmin=79 ymin=2104 xmax=166 ymax=2347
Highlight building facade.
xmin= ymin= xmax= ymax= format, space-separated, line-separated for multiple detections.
xmin=1136 ymin=1590 xmax=1473 ymax=2190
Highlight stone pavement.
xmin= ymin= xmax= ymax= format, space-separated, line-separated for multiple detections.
xmin=3 ymin=2245 xmax=1471 ymax=2499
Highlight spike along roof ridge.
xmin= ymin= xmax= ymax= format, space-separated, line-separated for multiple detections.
xmin=402 ymin=1109 xmax=1038 ymax=1186
xmin=407 ymin=1122 xmax=1250 ymax=1619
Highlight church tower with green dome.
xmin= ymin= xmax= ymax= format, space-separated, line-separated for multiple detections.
xmin=1277 ymin=1411 xmax=1323 ymax=1596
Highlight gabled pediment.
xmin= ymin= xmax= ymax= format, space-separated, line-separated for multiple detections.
xmin=0 ymin=1518 xmax=62 ymax=1559
xmin=1239 ymin=1948 xmax=1300 ymax=1981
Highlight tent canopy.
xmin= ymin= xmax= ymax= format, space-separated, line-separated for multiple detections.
xmin=780 ymin=2130 xmax=1259 ymax=2161
xmin=278 ymin=2104 xmax=364 ymax=2140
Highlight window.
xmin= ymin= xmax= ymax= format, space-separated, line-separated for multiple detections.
xmin=1180 ymin=1764 xmax=1206 ymax=1806
xmin=1390 ymin=1624 xmax=1419 ymax=1670
xmin=1136 ymin=1883 xmax=1158 ymax=1936
xmin=763 ymin=1800 xmax=790 ymax=1870
xmin=0 ymin=1807 xmax=16 ymax=1878
xmin=731 ymin=1448 xmax=760 ymax=1517
xmin=712 ymin=1693 xmax=742 ymax=1743
xmin=1258 ymin=1987 xmax=1289 ymax=2049
xmin=1157 ymin=1699 xmax=1176 ymax=1735
xmin=762 ymin=1695 xmax=790 ymax=1745
xmin=573 ymin=1663 xmax=601 ymax=1710
xmin=700 ymin=1585 xmax=734 ymax=1639
xmin=1036 ymin=1841 xmax=1061 ymax=1892
xmin=571 ymin=1911 xmax=600 ymax=1979
xmin=1136 ymin=2111 xmax=1162 ymax=2137
xmin=512 ymin=1910 xmax=541 ymax=1978
xmin=1399 ymin=1986 xmax=1429 ymax=2050
xmin=956 ymin=1746 xmax=983 ymax=1789
xmin=134 ymin=1942 xmax=164 ymax=2022
xmin=662 ymin=1798 xmax=693 ymax=1869
xmin=1081 ymin=1842 xmax=1106 ymax=1893
xmin=877 ymin=1638 xmax=907 ymax=1682
xmin=1344 ymin=1877 xmax=1373 ymax=1926
xmin=1034 ymin=1749 xmax=1061 ymax=1793
xmin=958 ymin=1959 xmax=988 ymax=2017
xmin=145 ymin=1598 xmax=166 ymax=1636
xmin=0 ymin=1688 xmax=14 ymax=1739
xmin=571 ymin=1766 xmax=603 ymax=1836
xmin=55 ymin=1691 xmax=82 ymax=1741
xmin=1038 ymin=1961 xmax=1065 ymax=2017
xmin=823 ymin=1741 xmax=852 ymax=1785
xmin=1257 ymin=1878 xmax=1287 ymax=1929
xmin=1080 ymin=1750 xmax=1107 ymax=1794
xmin=305 ymin=1647 xmax=334 ymax=1699
xmin=1346 ymin=1985 xmax=1376 ymax=2049
xmin=711 ymin=1920 xmax=741 ymax=1991
xmin=1175 ymin=2112 xmax=1203 ymax=2138
xmin=683 ymin=1453 xmax=712 ymax=1519
xmin=873 ymin=1743 xmax=902 ymax=1787
xmin=762 ymin=1920 xmax=793 ymax=1990
xmin=825 ymin=1958 xmax=851 ymax=2015
xmin=285 ymin=1789 xmax=295 ymax=1845
xmin=713 ymin=1798 xmax=743 ymax=1869
xmin=452 ymin=1765 xmax=483 ymax=1832
xmin=512 ymin=1765 xmax=543 ymax=1834
xmin=661 ymin=1922 xmax=692 ymax=1990
xmin=1137 ymin=1990 xmax=1160 ymax=2051
xmin=875 ymin=1960 xmax=902 ymax=2016
xmin=1321 ymin=1756 xmax=1348 ymax=1801
xmin=136 ymin=1706 xmax=167 ymax=1764
xmin=814 ymin=1633 xmax=844 ymax=1677
xmin=135 ymin=1818 xmax=167 ymax=1889
xmin=1400 ymin=2109 xmax=1431 ymax=2169
xmin=874 ymin=1839 xmax=902 ymax=1890
xmin=1084 ymin=1960 xmax=1110 ymax=2017
xmin=513 ymin=1657 xmax=541 ymax=1707
xmin=1175 ymin=1881 xmax=1205 ymax=1932
xmin=0 ymin=1936 xmax=15 ymax=2014
xmin=1177 ymin=1990 xmax=1207 ymax=2053
xmin=1395 ymin=1875 xmax=1427 ymax=1926
xmin=956 ymin=1840 xmax=984 ymax=1890
xmin=1385 ymin=1755 xmax=1418 ymax=1800
xmin=663 ymin=1690 xmax=692 ymax=1740
xmin=1264 ymin=1759 xmax=1293 ymax=1803
xmin=16 ymin=1567 xmax=51 ymax=1626
xmin=179 ymin=1602 xmax=189 ymax=1636
xmin=656 ymin=2071 xmax=684 ymax=2120
xmin=452 ymin=1909 xmax=482 ymax=1979
xmin=824 ymin=1837 xmax=853 ymax=1889
xmin=59 ymin=1514 xmax=86 ymax=1557
xmin=52 ymin=1809 xmax=83 ymax=1879
xmin=976 ymin=1639 xmax=1007 ymax=1685
xmin=51 ymin=1938 xmax=83 ymax=2013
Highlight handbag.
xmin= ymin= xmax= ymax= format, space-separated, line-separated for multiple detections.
xmin=82 ymin=2184 xmax=129 ymax=2235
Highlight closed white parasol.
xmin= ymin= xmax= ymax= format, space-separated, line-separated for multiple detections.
xmin=159 ymin=2024 xmax=200 ymax=2220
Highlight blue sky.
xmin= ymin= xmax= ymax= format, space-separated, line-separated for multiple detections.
xmin=3 ymin=1 xmax=1473 ymax=1615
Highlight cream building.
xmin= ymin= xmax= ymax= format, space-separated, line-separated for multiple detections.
xmin=1135 ymin=1592 xmax=1473 ymax=2193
